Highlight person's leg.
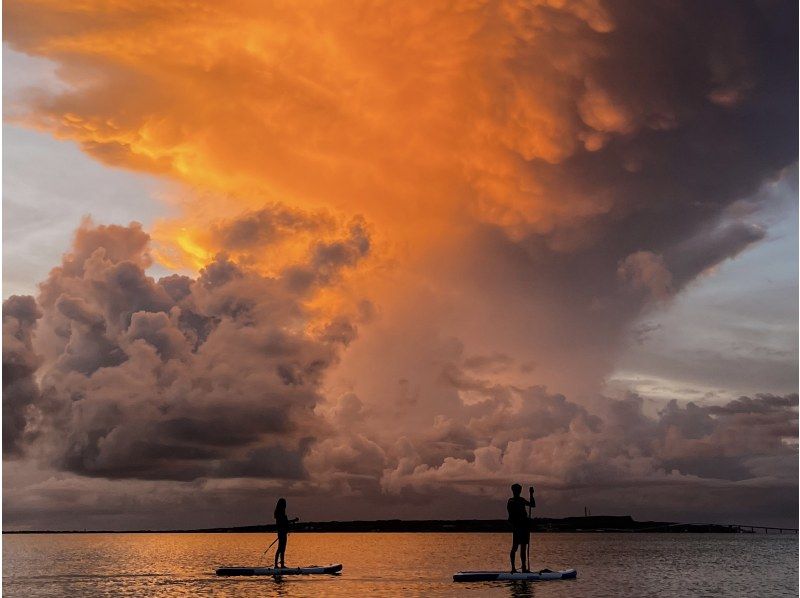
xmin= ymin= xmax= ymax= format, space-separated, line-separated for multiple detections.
xmin=278 ymin=534 xmax=287 ymax=567
xmin=521 ymin=541 xmax=528 ymax=572
xmin=275 ymin=534 xmax=287 ymax=568
xmin=523 ymin=528 xmax=532 ymax=572
xmin=510 ymin=539 xmax=519 ymax=572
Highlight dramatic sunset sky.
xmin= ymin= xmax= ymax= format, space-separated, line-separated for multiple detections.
xmin=3 ymin=0 xmax=797 ymax=530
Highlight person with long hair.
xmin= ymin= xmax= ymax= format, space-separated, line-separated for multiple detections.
xmin=273 ymin=498 xmax=299 ymax=568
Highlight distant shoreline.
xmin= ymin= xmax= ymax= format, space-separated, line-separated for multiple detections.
xmin=6 ymin=515 xmax=796 ymax=535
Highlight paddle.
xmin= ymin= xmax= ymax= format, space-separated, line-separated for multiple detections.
xmin=527 ymin=486 xmax=535 ymax=571
xmin=258 ymin=537 xmax=279 ymax=565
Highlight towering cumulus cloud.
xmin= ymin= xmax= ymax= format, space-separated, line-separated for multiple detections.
xmin=5 ymin=213 xmax=369 ymax=482
xmin=3 ymin=0 xmax=797 ymax=528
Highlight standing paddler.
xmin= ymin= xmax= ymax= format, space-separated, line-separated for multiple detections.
xmin=273 ymin=498 xmax=299 ymax=569
xmin=507 ymin=483 xmax=535 ymax=573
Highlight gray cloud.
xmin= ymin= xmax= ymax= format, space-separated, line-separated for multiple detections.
xmin=5 ymin=208 xmax=369 ymax=482
xmin=376 ymin=356 xmax=797 ymax=502
xmin=2 ymin=295 xmax=43 ymax=456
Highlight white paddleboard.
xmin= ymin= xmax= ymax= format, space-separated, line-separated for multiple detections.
xmin=216 ymin=563 xmax=343 ymax=576
xmin=453 ymin=568 xmax=576 ymax=582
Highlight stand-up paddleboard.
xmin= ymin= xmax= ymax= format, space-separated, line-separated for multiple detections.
xmin=216 ymin=563 xmax=343 ymax=576
xmin=453 ymin=568 xmax=576 ymax=582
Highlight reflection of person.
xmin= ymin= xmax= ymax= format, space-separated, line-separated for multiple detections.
xmin=273 ymin=498 xmax=299 ymax=568
xmin=507 ymin=483 xmax=533 ymax=573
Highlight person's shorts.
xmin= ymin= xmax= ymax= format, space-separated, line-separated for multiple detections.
xmin=512 ymin=527 xmax=530 ymax=545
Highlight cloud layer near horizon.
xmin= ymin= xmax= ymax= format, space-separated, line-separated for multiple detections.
xmin=3 ymin=0 xmax=798 ymax=528
xmin=4 ymin=214 xmax=796 ymax=528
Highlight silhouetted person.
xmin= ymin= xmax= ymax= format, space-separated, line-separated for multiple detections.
xmin=273 ymin=498 xmax=299 ymax=568
xmin=507 ymin=483 xmax=534 ymax=572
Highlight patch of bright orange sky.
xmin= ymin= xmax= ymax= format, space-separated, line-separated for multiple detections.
xmin=5 ymin=0 xmax=632 ymax=276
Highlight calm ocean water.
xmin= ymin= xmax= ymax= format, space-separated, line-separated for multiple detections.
xmin=3 ymin=532 xmax=797 ymax=597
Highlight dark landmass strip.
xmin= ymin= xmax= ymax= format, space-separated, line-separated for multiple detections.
xmin=190 ymin=516 xmax=744 ymax=534
xmin=7 ymin=515 xmax=794 ymax=534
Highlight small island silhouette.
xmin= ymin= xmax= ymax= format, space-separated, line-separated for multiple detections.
xmin=5 ymin=516 xmax=797 ymax=534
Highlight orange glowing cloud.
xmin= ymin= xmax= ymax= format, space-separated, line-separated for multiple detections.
xmin=5 ymin=0 xmax=647 ymax=265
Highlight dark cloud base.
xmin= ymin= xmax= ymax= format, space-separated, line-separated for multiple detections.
xmin=3 ymin=209 xmax=370 ymax=484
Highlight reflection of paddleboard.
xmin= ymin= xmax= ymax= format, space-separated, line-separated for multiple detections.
xmin=216 ymin=563 xmax=343 ymax=576
xmin=453 ymin=568 xmax=577 ymax=582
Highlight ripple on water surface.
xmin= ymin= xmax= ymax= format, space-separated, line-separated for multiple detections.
xmin=3 ymin=532 xmax=798 ymax=597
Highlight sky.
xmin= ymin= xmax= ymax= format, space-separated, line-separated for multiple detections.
xmin=2 ymin=0 xmax=798 ymax=531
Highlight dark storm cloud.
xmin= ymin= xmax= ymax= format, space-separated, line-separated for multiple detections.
xmin=2 ymin=295 xmax=42 ymax=456
xmin=379 ymin=356 xmax=798 ymax=494
xmin=213 ymin=443 xmax=311 ymax=479
xmin=212 ymin=203 xmax=334 ymax=251
xmin=284 ymin=219 xmax=371 ymax=293
xmin=5 ymin=209 xmax=369 ymax=481
xmin=665 ymin=222 xmax=767 ymax=287
xmin=484 ymin=0 xmax=798 ymax=334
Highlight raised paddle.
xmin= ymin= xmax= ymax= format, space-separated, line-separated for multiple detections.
xmin=527 ymin=486 xmax=535 ymax=571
